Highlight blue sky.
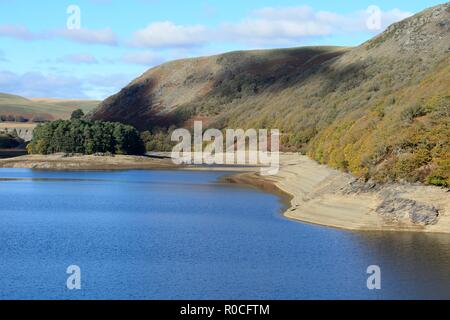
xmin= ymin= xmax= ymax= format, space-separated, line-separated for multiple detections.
xmin=0 ymin=0 xmax=444 ymax=100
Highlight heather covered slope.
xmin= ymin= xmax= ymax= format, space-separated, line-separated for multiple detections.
xmin=89 ymin=46 xmax=349 ymax=129
xmin=90 ymin=2 xmax=450 ymax=186
xmin=305 ymin=3 xmax=450 ymax=186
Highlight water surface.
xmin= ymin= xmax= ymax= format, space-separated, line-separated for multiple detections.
xmin=0 ymin=169 xmax=449 ymax=299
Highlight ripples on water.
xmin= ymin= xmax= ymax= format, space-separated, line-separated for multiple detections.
xmin=0 ymin=169 xmax=449 ymax=299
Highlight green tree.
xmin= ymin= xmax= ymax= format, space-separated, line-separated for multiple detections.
xmin=71 ymin=109 xmax=85 ymax=120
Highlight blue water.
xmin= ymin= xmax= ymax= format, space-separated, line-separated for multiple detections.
xmin=1 ymin=169 xmax=450 ymax=300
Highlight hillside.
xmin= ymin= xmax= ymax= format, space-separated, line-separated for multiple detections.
xmin=90 ymin=46 xmax=349 ymax=128
xmin=0 ymin=93 xmax=99 ymax=122
xmin=90 ymin=2 xmax=450 ymax=186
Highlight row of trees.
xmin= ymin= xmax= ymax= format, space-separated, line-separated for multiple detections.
xmin=0 ymin=115 xmax=30 ymax=123
xmin=27 ymin=119 xmax=145 ymax=155
xmin=0 ymin=114 xmax=50 ymax=123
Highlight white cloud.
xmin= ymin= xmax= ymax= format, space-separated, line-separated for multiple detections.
xmin=219 ymin=6 xmax=413 ymax=46
xmin=127 ymin=6 xmax=412 ymax=49
xmin=0 ymin=6 xmax=413 ymax=50
xmin=0 ymin=24 xmax=117 ymax=46
xmin=130 ymin=21 xmax=208 ymax=48
xmin=52 ymin=28 xmax=117 ymax=46
xmin=0 ymin=70 xmax=133 ymax=99
xmin=0 ymin=24 xmax=38 ymax=40
xmin=0 ymin=70 xmax=87 ymax=98
xmin=122 ymin=51 xmax=165 ymax=65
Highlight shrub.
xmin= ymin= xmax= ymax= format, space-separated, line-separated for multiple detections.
xmin=401 ymin=104 xmax=427 ymax=122
xmin=427 ymin=176 xmax=448 ymax=187
xmin=141 ymin=127 xmax=177 ymax=152
xmin=427 ymin=157 xmax=450 ymax=187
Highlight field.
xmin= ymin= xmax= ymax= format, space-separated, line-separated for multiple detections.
xmin=0 ymin=122 xmax=37 ymax=129
xmin=0 ymin=93 xmax=99 ymax=121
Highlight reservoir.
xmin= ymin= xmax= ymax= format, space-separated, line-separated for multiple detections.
xmin=0 ymin=169 xmax=449 ymax=299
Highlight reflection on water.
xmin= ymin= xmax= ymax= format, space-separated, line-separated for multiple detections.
xmin=351 ymin=232 xmax=450 ymax=299
xmin=0 ymin=150 xmax=27 ymax=159
xmin=0 ymin=168 xmax=449 ymax=300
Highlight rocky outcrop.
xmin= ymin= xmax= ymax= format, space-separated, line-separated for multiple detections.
xmin=376 ymin=198 xmax=439 ymax=225
xmin=367 ymin=2 xmax=450 ymax=53
xmin=2 ymin=127 xmax=34 ymax=142
xmin=341 ymin=178 xmax=442 ymax=226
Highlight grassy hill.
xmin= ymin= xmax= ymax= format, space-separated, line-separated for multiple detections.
xmin=89 ymin=2 xmax=450 ymax=186
xmin=0 ymin=93 xmax=99 ymax=122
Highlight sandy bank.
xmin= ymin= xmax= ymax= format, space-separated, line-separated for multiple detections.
xmin=228 ymin=153 xmax=450 ymax=233
xmin=0 ymin=154 xmax=177 ymax=170
xmin=0 ymin=153 xmax=264 ymax=171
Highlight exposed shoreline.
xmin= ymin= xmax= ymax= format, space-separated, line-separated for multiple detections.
xmin=1 ymin=152 xmax=449 ymax=233
xmin=0 ymin=154 xmax=178 ymax=170
xmin=0 ymin=153 xmax=264 ymax=172
xmin=227 ymin=154 xmax=450 ymax=234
